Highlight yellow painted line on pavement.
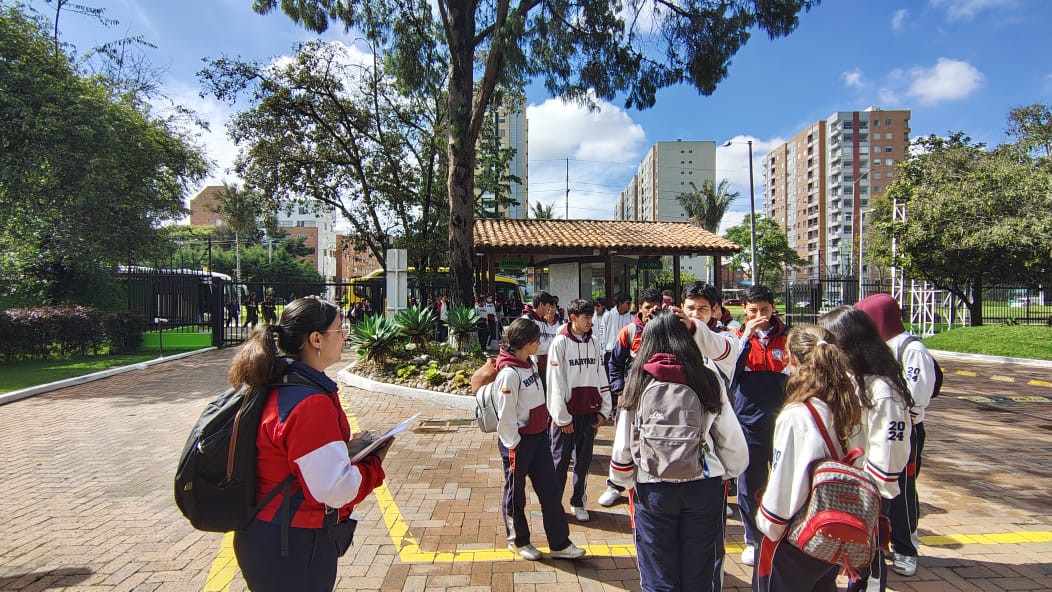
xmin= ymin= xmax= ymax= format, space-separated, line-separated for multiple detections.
xmin=954 ymin=370 xmax=979 ymax=377
xmin=204 ymin=532 xmax=236 ymax=592
xmin=989 ymin=375 xmax=1015 ymax=382
xmin=1029 ymin=379 xmax=1052 ymax=388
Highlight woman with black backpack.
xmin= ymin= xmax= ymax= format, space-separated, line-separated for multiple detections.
xmin=227 ymin=297 xmax=392 ymax=591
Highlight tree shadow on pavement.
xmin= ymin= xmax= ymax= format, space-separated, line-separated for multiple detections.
xmin=0 ymin=567 xmax=92 ymax=590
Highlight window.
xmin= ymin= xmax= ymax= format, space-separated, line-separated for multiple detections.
xmin=885 ymin=146 xmax=893 ymax=152
xmin=874 ymin=119 xmax=881 ymax=127
xmin=874 ymin=185 xmax=883 ymax=192
xmin=885 ymin=132 xmax=893 ymax=140
xmin=885 ymin=119 xmax=892 ymax=125
xmin=871 ymin=146 xmax=880 ymax=154
xmin=873 ymin=172 xmax=883 ymax=179
xmin=886 ymin=158 xmax=894 ymax=166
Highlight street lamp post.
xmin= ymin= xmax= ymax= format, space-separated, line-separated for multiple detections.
xmin=852 ymin=170 xmax=871 ymax=299
xmin=723 ymin=139 xmax=757 ymax=285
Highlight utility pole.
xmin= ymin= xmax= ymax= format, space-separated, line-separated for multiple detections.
xmin=565 ymin=158 xmax=570 ymax=219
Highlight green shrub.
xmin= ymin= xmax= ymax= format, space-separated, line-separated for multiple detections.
xmin=424 ymin=365 xmax=445 ymax=386
xmin=0 ymin=305 xmax=108 ymax=359
xmin=348 ymin=314 xmax=403 ymax=365
xmin=395 ymin=305 xmax=437 ymax=345
xmin=445 ymin=305 xmax=481 ymax=353
xmin=395 ymin=364 xmax=418 ymax=380
xmin=103 ymin=311 xmax=145 ymax=354
xmin=451 ymin=371 xmax=470 ymax=389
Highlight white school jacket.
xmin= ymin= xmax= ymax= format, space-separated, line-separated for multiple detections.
xmin=546 ymin=329 xmax=612 ymax=426
xmin=757 ymin=398 xmax=841 ymax=541
xmin=690 ymin=319 xmax=739 ymax=383
xmin=493 ymin=362 xmax=547 ymax=450
xmin=887 ymin=333 xmax=937 ymax=424
xmin=849 ymin=375 xmax=912 ymax=499
xmin=603 ymin=310 xmax=633 ymax=353
xmin=608 ymin=379 xmax=748 ymax=488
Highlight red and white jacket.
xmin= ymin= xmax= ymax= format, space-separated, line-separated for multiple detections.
xmin=493 ymin=350 xmax=550 ymax=449
xmin=546 ymin=324 xmax=612 ymax=426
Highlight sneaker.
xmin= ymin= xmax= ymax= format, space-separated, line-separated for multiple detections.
xmin=725 ymin=504 xmax=734 ymax=518
xmin=740 ymin=545 xmax=756 ymax=566
xmin=597 ymin=486 xmax=623 ymax=507
xmin=892 ymin=553 xmax=917 ymax=576
xmin=508 ymin=543 xmax=541 ymax=561
xmin=550 ymin=542 xmax=586 ymax=559
xmin=572 ymin=506 xmax=590 ymax=522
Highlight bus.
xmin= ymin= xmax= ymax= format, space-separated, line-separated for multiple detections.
xmin=346 ymin=268 xmax=526 ymax=311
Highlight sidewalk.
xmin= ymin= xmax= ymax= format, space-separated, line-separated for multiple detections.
xmin=0 ymin=349 xmax=1050 ymax=591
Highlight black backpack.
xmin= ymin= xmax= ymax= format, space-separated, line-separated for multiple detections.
xmin=895 ymin=335 xmax=943 ymax=399
xmin=174 ymin=371 xmax=323 ymax=534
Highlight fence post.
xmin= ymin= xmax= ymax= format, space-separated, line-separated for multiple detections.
xmin=212 ymin=278 xmax=226 ymax=348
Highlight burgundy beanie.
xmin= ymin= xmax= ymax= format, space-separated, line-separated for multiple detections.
xmin=855 ymin=293 xmax=906 ymax=341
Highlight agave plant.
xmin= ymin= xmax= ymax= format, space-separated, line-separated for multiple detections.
xmin=394 ymin=305 xmax=437 ymax=346
xmin=347 ymin=314 xmax=403 ymax=365
xmin=445 ymin=305 xmax=481 ymax=353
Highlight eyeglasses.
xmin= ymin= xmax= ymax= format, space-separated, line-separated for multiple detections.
xmin=321 ymin=322 xmax=351 ymax=336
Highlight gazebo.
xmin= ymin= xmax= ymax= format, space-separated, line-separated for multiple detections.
xmin=474 ymin=219 xmax=741 ymax=302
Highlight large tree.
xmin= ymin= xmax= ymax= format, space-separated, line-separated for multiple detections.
xmin=869 ymin=132 xmax=1052 ymax=325
xmin=678 ymin=179 xmax=739 ymax=233
xmin=0 ymin=5 xmax=208 ymax=306
xmin=250 ymin=0 xmax=819 ymax=305
xmin=724 ymin=215 xmax=807 ymax=289
xmin=1007 ymin=103 xmax=1052 ymax=159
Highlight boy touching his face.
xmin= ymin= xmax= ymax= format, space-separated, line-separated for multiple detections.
xmin=547 ymin=299 xmax=612 ymax=522
xmin=730 ymin=285 xmax=790 ymax=567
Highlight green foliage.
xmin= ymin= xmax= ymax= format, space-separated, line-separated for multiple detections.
xmin=678 ymin=179 xmax=739 ymax=233
xmin=424 ymin=365 xmax=445 ymax=386
xmin=723 ymin=215 xmax=808 ymax=289
xmin=395 ymin=364 xmax=418 ymax=380
xmin=252 ymin=0 xmax=816 ymax=307
xmin=445 ymin=305 xmax=481 ymax=337
xmin=0 ymin=6 xmax=209 ymax=305
xmin=102 ymin=311 xmax=146 ymax=354
xmin=920 ymin=325 xmax=1052 ymax=361
xmin=348 ymin=314 xmax=403 ymax=365
xmin=451 ymin=371 xmax=470 ymax=389
xmin=0 ymin=305 xmax=112 ymax=359
xmin=395 ymin=305 xmax=437 ymax=345
xmin=870 ymin=131 xmax=1052 ymax=324
xmin=529 ymin=201 xmax=558 ymax=219
xmin=1006 ymin=103 xmax=1052 ymax=158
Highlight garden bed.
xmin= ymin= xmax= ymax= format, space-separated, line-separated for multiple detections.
xmin=348 ymin=341 xmax=487 ymax=397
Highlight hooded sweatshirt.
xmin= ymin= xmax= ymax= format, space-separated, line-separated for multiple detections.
xmin=493 ymin=349 xmax=549 ymax=449
xmin=608 ymin=353 xmax=748 ymax=488
xmin=606 ymin=312 xmax=647 ymax=394
xmin=856 ymin=293 xmax=936 ymax=423
xmin=521 ymin=304 xmax=559 ymax=356
xmin=547 ymin=324 xmax=612 ymax=426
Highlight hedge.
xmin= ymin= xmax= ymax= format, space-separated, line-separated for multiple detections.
xmin=0 ymin=306 xmax=145 ymax=360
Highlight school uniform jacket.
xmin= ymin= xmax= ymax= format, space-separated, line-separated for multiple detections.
xmin=494 ymin=352 xmax=549 ymax=450
xmin=887 ymin=333 xmax=936 ymax=424
xmin=849 ymin=375 xmax=912 ymax=499
xmin=255 ymin=361 xmax=385 ymax=529
xmin=606 ymin=313 xmax=646 ymax=394
xmin=602 ymin=310 xmax=634 ymax=353
xmin=546 ymin=325 xmax=613 ymax=426
xmin=521 ymin=306 xmax=559 ymax=356
xmin=608 ymin=360 xmax=748 ymax=489
xmin=731 ymin=319 xmax=791 ymax=442
xmin=690 ymin=318 xmax=739 ymax=384
xmin=757 ymin=398 xmax=841 ymax=541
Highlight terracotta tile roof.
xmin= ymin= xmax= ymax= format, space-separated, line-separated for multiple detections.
xmin=474 ymin=219 xmax=740 ymax=254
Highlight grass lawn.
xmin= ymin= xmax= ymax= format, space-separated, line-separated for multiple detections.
xmin=0 ymin=347 xmax=203 ymax=395
xmin=922 ymin=325 xmax=1052 ymax=361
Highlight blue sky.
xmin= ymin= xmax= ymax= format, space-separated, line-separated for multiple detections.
xmin=44 ymin=0 xmax=1052 ymax=233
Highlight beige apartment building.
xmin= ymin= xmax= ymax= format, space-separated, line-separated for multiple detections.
xmin=765 ymin=107 xmax=910 ymax=281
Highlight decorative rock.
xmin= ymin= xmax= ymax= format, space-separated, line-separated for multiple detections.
xmin=449 ymin=356 xmax=461 ymax=364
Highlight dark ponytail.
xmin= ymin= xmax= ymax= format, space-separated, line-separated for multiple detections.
xmin=785 ymin=325 xmax=861 ymax=452
xmin=227 ymin=296 xmax=341 ymax=387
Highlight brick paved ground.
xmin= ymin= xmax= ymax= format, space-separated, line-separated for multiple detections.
xmin=1 ymin=349 xmax=1050 ymax=591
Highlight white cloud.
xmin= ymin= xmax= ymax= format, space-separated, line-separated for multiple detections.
xmin=527 ymin=96 xmax=647 ymax=219
xmin=715 ymin=135 xmax=785 ymax=230
xmin=842 ymin=68 xmax=865 ymax=89
xmin=929 ymin=0 xmax=1017 ymax=21
xmin=891 ymin=9 xmax=909 ymax=31
xmin=906 ymin=58 xmax=984 ymax=104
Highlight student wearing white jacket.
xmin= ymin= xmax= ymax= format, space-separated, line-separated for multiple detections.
xmin=755 ymin=325 xmax=863 ymax=592
xmin=819 ymin=307 xmax=913 ymax=592
xmin=602 ymin=292 xmax=633 ymax=367
xmin=856 ymin=293 xmax=937 ymax=577
xmin=681 ymin=282 xmax=739 ymax=384
xmin=493 ymin=319 xmax=585 ymax=562
xmin=607 ymin=311 xmax=748 ymax=592
xmin=547 ymin=299 xmax=612 ymax=522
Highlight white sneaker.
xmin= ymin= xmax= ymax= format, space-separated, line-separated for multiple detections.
xmin=740 ymin=545 xmax=756 ymax=566
xmin=597 ymin=486 xmax=623 ymax=507
xmin=508 ymin=543 xmax=541 ymax=561
xmin=572 ymin=506 xmax=590 ymax=522
xmin=892 ymin=553 xmax=917 ymax=576
xmin=725 ymin=504 xmax=734 ymax=518
xmin=550 ymin=542 xmax=586 ymax=559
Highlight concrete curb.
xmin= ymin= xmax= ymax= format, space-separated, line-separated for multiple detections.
xmin=929 ymin=349 xmax=1052 ymax=369
xmin=337 ymin=366 xmax=476 ymax=413
xmin=0 ymin=347 xmax=218 ymax=406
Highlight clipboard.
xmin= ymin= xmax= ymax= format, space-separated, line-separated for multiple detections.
xmin=349 ymin=413 xmax=419 ymax=464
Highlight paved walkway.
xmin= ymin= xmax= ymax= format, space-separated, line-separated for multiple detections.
xmin=1 ymin=349 xmax=1050 ymax=591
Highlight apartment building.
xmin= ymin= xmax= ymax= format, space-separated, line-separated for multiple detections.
xmin=476 ymin=99 xmax=528 ymax=218
xmin=765 ymin=107 xmax=910 ymax=280
xmin=188 ymin=186 xmax=340 ymax=282
xmin=615 ymin=140 xmax=717 ymax=278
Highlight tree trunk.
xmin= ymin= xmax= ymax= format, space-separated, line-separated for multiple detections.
xmin=445 ymin=2 xmax=476 ymax=308
xmin=969 ymin=274 xmax=984 ymax=326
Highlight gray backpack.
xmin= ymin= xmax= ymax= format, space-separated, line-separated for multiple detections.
xmin=632 ymin=380 xmax=709 ymax=480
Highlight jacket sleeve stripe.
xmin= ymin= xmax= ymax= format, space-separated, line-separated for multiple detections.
xmin=713 ymin=340 xmax=732 ymax=362
xmin=866 ymin=461 xmax=898 ymax=482
xmin=610 ymin=459 xmax=635 ymax=473
xmin=760 ymin=505 xmax=789 ymax=526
